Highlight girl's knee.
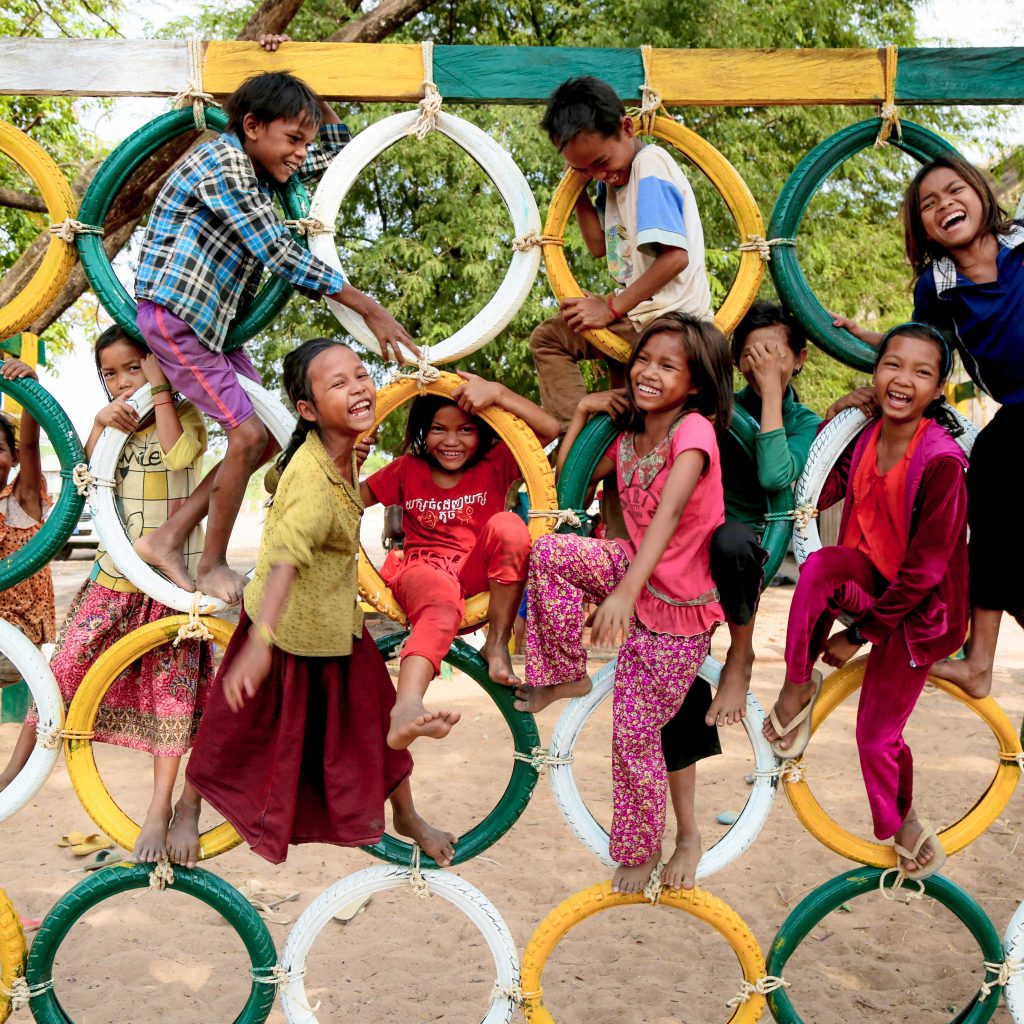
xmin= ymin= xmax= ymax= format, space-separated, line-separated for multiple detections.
xmin=228 ymin=415 xmax=268 ymax=461
xmin=484 ymin=511 xmax=531 ymax=546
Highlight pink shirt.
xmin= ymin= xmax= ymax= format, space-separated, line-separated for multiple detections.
xmin=609 ymin=413 xmax=725 ymax=636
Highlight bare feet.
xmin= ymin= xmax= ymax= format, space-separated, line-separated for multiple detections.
xmin=480 ymin=634 xmax=521 ymax=687
xmin=392 ymin=805 xmax=457 ymax=867
xmin=166 ymin=795 xmax=202 ymax=869
xmin=196 ymin=562 xmax=248 ymax=605
xmin=135 ymin=533 xmax=195 ymax=593
xmin=612 ymin=853 xmax=660 ymax=894
xmin=893 ymin=813 xmax=939 ymax=874
xmin=706 ymin=652 xmax=752 ymax=726
xmin=387 ymin=698 xmax=461 ymax=750
xmin=762 ymin=679 xmax=814 ymax=752
xmin=661 ymin=830 xmax=702 ymax=891
xmin=929 ymin=656 xmax=993 ymax=699
xmin=131 ymin=806 xmax=171 ymax=864
xmin=513 ymin=676 xmax=592 ymax=713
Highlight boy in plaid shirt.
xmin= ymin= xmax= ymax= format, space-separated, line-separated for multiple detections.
xmin=135 ymin=65 xmax=413 ymax=604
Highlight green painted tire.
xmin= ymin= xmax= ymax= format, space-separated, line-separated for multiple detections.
xmin=0 ymin=376 xmax=84 ymax=591
xmin=25 ymin=863 xmax=277 ymax=1024
xmin=364 ymin=634 xmax=541 ymax=868
xmin=77 ymin=107 xmax=310 ymax=354
xmin=767 ymin=117 xmax=961 ymax=371
xmin=557 ymin=411 xmax=794 ymax=585
xmin=765 ymin=867 xmax=1003 ymax=1024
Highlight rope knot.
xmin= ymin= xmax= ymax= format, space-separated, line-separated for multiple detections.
xmin=512 ymin=231 xmax=543 ymax=252
xmin=71 ymin=463 xmax=93 ymax=497
xmin=878 ymin=866 xmax=925 ymax=903
xmin=875 ymin=46 xmax=902 ymax=147
xmin=410 ymin=41 xmax=443 ymax=140
xmin=527 ymin=508 xmax=582 ymax=531
xmin=149 ymin=858 xmax=175 ymax=890
xmin=408 ymin=844 xmax=432 ymax=899
xmin=979 ymin=959 xmax=1022 ymax=999
xmin=174 ymin=594 xmax=213 ymax=646
xmin=252 ymin=966 xmax=322 ymax=1012
xmin=725 ymin=975 xmax=790 ymax=1007
xmin=999 ymin=750 xmax=1024 ymax=769
xmin=2 ymin=977 xmax=53 ymax=1012
xmin=779 ymin=758 xmax=805 ymax=783
xmin=48 ymin=219 xmax=103 ymax=244
xmin=512 ymin=745 xmax=574 ymax=777
xmin=171 ymin=38 xmax=217 ymax=131
xmin=283 ymin=216 xmax=330 ymax=237
xmin=642 ymin=861 xmax=666 ymax=904
xmin=36 ymin=724 xmax=62 ymax=750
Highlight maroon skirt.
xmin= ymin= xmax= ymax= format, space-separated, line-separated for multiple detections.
xmin=186 ymin=614 xmax=412 ymax=864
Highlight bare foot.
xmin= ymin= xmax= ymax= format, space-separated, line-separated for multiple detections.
xmin=392 ymin=805 xmax=457 ymax=867
xmin=480 ymin=634 xmax=520 ymax=687
xmin=706 ymin=654 xmax=752 ymax=726
xmin=762 ymin=679 xmax=814 ymax=751
xmin=893 ymin=814 xmax=938 ymax=873
xmin=387 ymin=699 xmax=461 ymax=750
xmin=166 ymin=796 xmax=202 ymax=869
xmin=662 ymin=830 xmax=702 ymax=891
xmin=135 ymin=533 xmax=195 ymax=593
xmin=513 ymin=676 xmax=592 ymax=713
xmin=196 ymin=562 xmax=247 ymax=605
xmin=131 ymin=806 xmax=171 ymax=864
xmin=929 ymin=656 xmax=993 ymax=698
xmin=612 ymin=853 xmax=660 ymax=894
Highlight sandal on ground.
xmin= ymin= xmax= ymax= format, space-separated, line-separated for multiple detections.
xmin=69 ymin=834 xmax=114 ymax=857
xmin=333 ymin=894 xmax=372 ymax=924
xmin=237 ymin=878 xmax=299 ymax=924
xmin=768 ymin=670 xmax=823 ymax=760
xmin=67 ymin=849 xmax=120 ymax=874
xmin=893 ymin=819 xmax=947 ymax=881
xmin=56 ymin=831 xmax=91 ymax=848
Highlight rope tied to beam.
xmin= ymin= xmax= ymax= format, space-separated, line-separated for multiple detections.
xmin=48 ymin=219 xmax=103 ymax=245
xmin=625 ymin=44 xmax=665 ymax=136
xmin=411 ymin=40 xmax=443 ymax=140
xmin=171 ymin=38 xmax=217 ymax=131
xmin=875 ymin=46 xmax=902 ymax=147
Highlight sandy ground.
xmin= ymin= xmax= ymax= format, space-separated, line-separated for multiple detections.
xmin=2 ymin=513 xmax=1023 ymax=1024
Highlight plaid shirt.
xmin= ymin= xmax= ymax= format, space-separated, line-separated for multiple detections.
xmin=136 ymin=124 xmax=351 ymax=353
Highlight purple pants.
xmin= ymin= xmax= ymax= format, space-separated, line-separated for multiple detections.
xmin=785 ymin=546 xmax=931 ymax=839
xmin=525 ymin=534 xmax=712 ymax=866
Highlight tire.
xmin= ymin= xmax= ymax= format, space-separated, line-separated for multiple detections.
xmin=63 ymin=616 xmax=242 ymax=860
xmin=768 ymin=118 xmax=961 ymax=371
xmin=76 ymin=106 xmax=310 ymax=354
xmin=1004 ymin=900 xmax=1024 ymax=1023
xmin=86 ymin=379 xmax=295 ymax=614
xmin=0 ymin=886 xmax=27 ymax=1024
xmin=308 ymin=109 xmax=541 ymax=364
xmin=0 ymin=619 xmax=64 ymax=825
xmin=279 ymin=865 xmax=520 ymax=1024
xmin=520 ymin=881 xmax=766 ymax=1024
xmin=766 ymin=867 xmax=1003 ymax=1024
xmin=542 ymin=115 xmax=765 ymax=362
xmin=358 ymin=371 xmax=557 ymax=629
xmin=781 ymin=655 xmax=1021 ymax=866
xmin=364 ymin=634 xmax=541 ymax=868
xmin=25 ymin=863 xmax=277 ymax=1024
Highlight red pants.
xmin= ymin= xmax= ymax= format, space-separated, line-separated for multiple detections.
xmin=785 ymin=546 xmax=931 ymax=840
xmin=391 ymin=512 xmax=530 ymax=674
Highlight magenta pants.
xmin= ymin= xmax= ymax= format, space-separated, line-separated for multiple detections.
xmin=785 ymin=546 xmax=931 ymax=840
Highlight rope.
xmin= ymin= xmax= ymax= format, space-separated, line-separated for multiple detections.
xmin=527 ymin=508 xmax=582 ymax=530
xmin=148 ymin=858 xmax=175 ymax=891
xmin=642 ymin=860 xmax=666 ymax=904
xmin=999 ymin=750 xmax=1024 ymax=769
xmin=736 ymin=235 xmax=797 ymax=262
xmin=877 ymin=866 xmax=925 ymax=903
xmin=764 ymin=503 xmax=818 ymax=536
xmin=491 ymin=982 xmax=542 ymax=1005
xmin=282 ymin=216 xmax=331 ymax=237
xmin=980 ymin=958 xmax=1024 ymax=1000
xmin=400 ymin=346 xmax=440 ymax=389
xmin=70 ymin=463 xmax=115 ymax=497
xmin=251 ymin=965 xmax=322 ymax=1012
xmin=625 ymin=45 xmax=665 ymax=136
xmin=725 ymin=976 xmax=790 ymax=1008
xmin=48 ymin=219 xmax=103 ymax=244
xmin=408 ymin=844 xmax=432 ymax=899
xmin=174 ymin=593 xmax=213 ymax=646
xmin=754 ymin=758 xmax=806 ymax=783
xmin=36 ymin=724 xmax=62 ymax=750
xmin=512 ymin=745 xmax=575 ymax=777
xmin=875 ymin=46 xmax=902 ymax=147
xmin=512 ymin=231 xmax=543 ymax=251
xmin=2 ymin=977 xmax=54 ymax=1012
xmin=411 ymin=41 xmax=443 ymax=140
xmin=171 ymin=38 xmax=216 ymax=131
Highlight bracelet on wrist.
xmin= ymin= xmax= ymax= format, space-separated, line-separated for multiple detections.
xmin=251 ymin=622 xmax=276 ymax=647
xmin=846 ymin=623 xmax=866 ymax=646
xmin=152 ymin=399 xmax=173 ymax=408
xmin=150 ymin=383 xmax=172 ymax=396
xmin=606 ymin=295 xmax=623 ymax=323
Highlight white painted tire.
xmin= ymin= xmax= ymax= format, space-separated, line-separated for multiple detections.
xmin=547 ymin=655 xmax=778 ymax=876
xmin=0 ymin=618 xmax=63 ymax=823
xmin=279 ymin=865 xmax=520 ymax=1024
xmin=1005 ymin=900 xmax=1024 ymax=1022
xmin=308 ymin=109 xmax=541 ymax=364
xmin=793 ymin=406 xmax=978 ymax=564
xmin=87 ymin=378 xmax=296 ymax=614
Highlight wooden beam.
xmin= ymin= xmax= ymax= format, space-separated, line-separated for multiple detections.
xmin=897 ymin=47 xmax=1024 ymax=104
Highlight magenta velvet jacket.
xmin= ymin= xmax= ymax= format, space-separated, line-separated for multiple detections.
xmin=819 ymin=418 xmax=969 ymax=668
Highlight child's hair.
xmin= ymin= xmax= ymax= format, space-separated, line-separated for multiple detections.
xmin=0 ymin=413 xmax=16 ymax=457
xmin=540 ymin=76 xmax=626 ymax=152
xmin=94 ymin=325 xmax=146 ymax=396
xmin=403 ymin=394 xmax=497 ymax=470
xmin=902 ymin=156 xmax=1012 ymax=280
xmin=224 ymin=72 xmax=323 ymax=136
xmin=730 ymin=300 xmax=807 ymax=366
xmin=616 ymin=312 xmax=734 ymax=433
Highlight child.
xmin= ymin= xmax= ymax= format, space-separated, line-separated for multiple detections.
xmin=361 ymin=373 xmax=558 ymax=749
xmin=185 ymin=339 xmax=453 ymax=866
xmin=134 ymin=60 xmax=416 ymax=605
xmin=524 ymin=312 xmax=732 ymax=894
xmin=764 ymin=324 xmax=968 ymax=880
xmin=530 ymin=76 xmax=712 ymax=434
xmin=834 ymin=156 xmax=1023 ymax=699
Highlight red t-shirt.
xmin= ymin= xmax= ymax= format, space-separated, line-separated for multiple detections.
xmin=366 ymin=442 xmax=520 ymax=563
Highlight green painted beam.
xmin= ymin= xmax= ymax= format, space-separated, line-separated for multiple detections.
xmin=898 ymin=48 xmax=1024 ymax=104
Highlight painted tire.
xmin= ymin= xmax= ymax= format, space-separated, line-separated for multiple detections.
xmin=25 ymin=864 xmax=277 ymax=1024
xmin=766 ymin=867 xmax=1003 ymax=1024
xmin=77 ymin=106 xmax=310 ymax=354
xmin=87 ymin=378 xmax=295 ymax=614
xmin=0 ymin=619 xmax=63 ymax=825
xmin=358 ymin=371 xmax=556 ymax=629
xmin=781 ymin=656 xmax=1021 ymax=867
xmin=0 ymin=887 xmax=27 ymax=1024
xmin=279 ymin=865 xmax=519 ymax=1024
xmin=557 ymin=410 xmax=794 ymax=583
xmin=1004 ymin=900 xmax=1024 ymax=1022
xmin=542 ymin=115 xmax=765 ymax=361
xmin=63 ymin=616 xmax=241 ymax=860
xmin=521 ymin=882 xmax=766 ymax=1024
xmin=0 ymin=120 xmax=77 ymax=339
xmin=308 ymin=109 xmax=541 ymax=363
xmin=0 ymin=376 xmax=85 ymax=591
xmin=793 ymin=406 xmax=977 ymax=565
xmin=768 ymin=118 xmax=961 ymax=371
xmin=364 ymin=634 xmax=540 ymax=868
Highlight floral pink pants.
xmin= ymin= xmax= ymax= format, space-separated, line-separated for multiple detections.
xmin=525 ymin=534 xmax=712 ymax=866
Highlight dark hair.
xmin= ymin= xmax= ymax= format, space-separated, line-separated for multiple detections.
xmin=403 ymin=394 xmax=497 ymax=470
xmin=541 ymin=76 xmax=626 ymax=151
xmin=94 ymin=324 xmax=147 ymax=398
xmin=224 ymin=72 xmax=322 ymax=136
xmin=0 ymin=413 xmax=16 ymax=457
xmin=730 ymin=300 xmax=808 ymax=365
xmin=874 ymin=322 xmax=961 ymax=432
xmin=615 ymin=313 xmax=734 ymax=434
xmin=902 ymin=156 xmax=1012 ymax=281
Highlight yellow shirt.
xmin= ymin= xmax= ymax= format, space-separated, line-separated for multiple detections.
xmin=243 ymin=431 xmax=364 ymax=657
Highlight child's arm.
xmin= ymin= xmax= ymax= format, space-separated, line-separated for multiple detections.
xmin=140 ymin=354 xmax=187 ymax=456
xmin=451 ymin=372 xmax=560 ymax=446
xmin=2 ymin=360 xmax=43 ymax=522
xmin=85 ymin=394 xmax=140 ymax=458
xmin=574 ymin=189 xmax=606 ymax=258
xmin=555 ymin=390 xmax=629 ymax=479
xmin=825 ymin=386 xmax=877 ymax=421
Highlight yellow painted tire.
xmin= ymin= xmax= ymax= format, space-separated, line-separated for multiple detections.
xmin=63 ymin=615 xmax=242 ymax=861
xmin=520 ymin=882 xmax=766 ymax=1024
xmin=542 ymin=115 xmax=765 ymax=361
xmin=782 ymin=656 xmax=1022 ymax=866
xmin=0 ymin=121 xmax=78 ymax=339
xmin=0 ymin=887 xmax=26 ymax=1024
xmin=359 ymin=371 xmax=557 ymax=629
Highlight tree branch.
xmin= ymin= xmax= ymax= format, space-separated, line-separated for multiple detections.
xmin=329 ymin=0 xmax=437 ymax=43
xmin=0 ymin=187 xmax=46 ymax=213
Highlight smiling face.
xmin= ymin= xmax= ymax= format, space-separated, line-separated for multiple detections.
xmin=424 ymin=404 xmax=481 ymax=474
xmin=873 ymin=333 xmax=944 ymax=425
xmin=917 ymin=166 xmax=986 ymax=251
xmin=98 ymin=340 xmax=147 ymax=400
xmin=242 ymin=113 xmax=318 ymax=183
xmin=298 ymin=345 xmax=376 ymax=435
xmin=561 ymin=118 xmax=639 ymax=188
xmin=629 ymin=331 xmax=696 ymax=414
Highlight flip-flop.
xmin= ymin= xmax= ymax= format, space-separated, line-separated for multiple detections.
xmin=769 ymin=669 xmax=823 ymax=760
xmin=18 ymin=916 xmax=41 ymax=933
xmin=57 ymin=831 xmax=91 ymax=848
xmin=69 ymin=834 xmax=114 ymax=857
xmin=334 ymin=894 xmax=372 ymax=924
xmin=67 ymin=849 xmax=121 ymax=874
xmin=894 ymin=818 xmax=947 ymax=881
xmin=237 ymin=879 xmax=299 ymax=924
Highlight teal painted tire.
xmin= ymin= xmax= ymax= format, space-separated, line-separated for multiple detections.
xmin=767 ymin=117 xmax=961 ymax=371
xmin=77 ymin=107 xmax=310 ymax=354
xmin=557 ymin=411 xmax=794 ymax=585
xmin=765 ymin=867 xmax=1003 ymax=1024
xmin=364 ymin=634 xmax=541 ymax=868
xmin=0 ymin=376 xmax=84 ymax=590
xmin=24 ymin=863 xmax=277 ymax=1024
